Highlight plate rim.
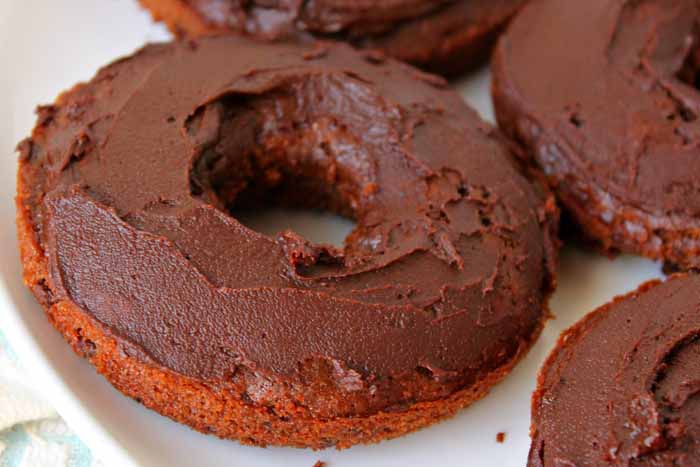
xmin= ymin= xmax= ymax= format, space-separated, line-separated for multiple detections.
xmin=0 ymin=279 xmax=140 ymax=467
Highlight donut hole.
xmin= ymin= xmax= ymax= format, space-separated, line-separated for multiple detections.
xmin=235 ymin=208 xmax=355 ymax=248
xmin=226 ymin=153 xmax=357 ymax=248
xmin=187 ymin=76 xmax=387 ymax=248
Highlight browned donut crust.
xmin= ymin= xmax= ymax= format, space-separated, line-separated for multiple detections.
xmin=21 ymin=289 xmax=545 ymax=449
xmin=138 ymin=0 xmax=526 ymax=76
xmin=16 ymin=37 xmax=558 ymax=449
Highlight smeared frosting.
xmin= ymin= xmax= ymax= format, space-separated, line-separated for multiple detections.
xmin=18 ymin=37 xmax=556 ymax=414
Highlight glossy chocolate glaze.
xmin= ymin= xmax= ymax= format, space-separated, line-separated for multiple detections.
xmin=186 ymin=0 xmax=450 ymax=36
xmin=493 ymin=0 xmax=700 ymax=269
xmin=178 ymin=0 xmax=526 ymax=74
xmin=530 ymin=275 xmax=700 ymax=466
xmin=18 ymin=37 xmax=556 ymax=414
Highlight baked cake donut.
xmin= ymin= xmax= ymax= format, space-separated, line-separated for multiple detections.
xmin=530 ymin=274 xmax=700 ymax=466
xmin=139 ymin=0 xmax=527 ymax=76
xmin=17 ymin=36 xmax=558 ymax=449
xmin=493 ymin=0 xmax=700 ymax=270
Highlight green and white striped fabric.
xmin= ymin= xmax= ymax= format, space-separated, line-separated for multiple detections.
xmin=0 ymin=330 xmax=102 ymax=467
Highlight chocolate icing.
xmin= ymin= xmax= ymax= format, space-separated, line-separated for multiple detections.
xmin=530 ymin=275 xmax=700 ymax=466
xmin=185 ymin=0 xmax=450 ymax=37
xmin=19 ymin=37 xmax=555 ymax=404
xmin=493 ymin=0 xmax=700 ymax=268
xmin=178 ymin=0 xmax=525 ymax=74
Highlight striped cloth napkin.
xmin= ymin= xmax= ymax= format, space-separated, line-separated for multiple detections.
xmin=0 ymin=330 xmax=102 ymax=467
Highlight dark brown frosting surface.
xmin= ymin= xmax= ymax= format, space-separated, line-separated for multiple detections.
xmin=186 ymin=0 xmax=450 ymax=36
xmin=183 ymin=0 xmax=518 ymax=36
xmin=182 ymin=0 xmax=525 ymax=71
xmin=19 ymin=37 xmax=555 ymax=390
xmin=493 ymin=0 xmax=700 ymax=264
xmin=530 ymin=274 xmax=700 ymax=466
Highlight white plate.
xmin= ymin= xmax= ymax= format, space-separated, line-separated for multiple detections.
xmin=0 ymin=2 xmax=665 ymax=466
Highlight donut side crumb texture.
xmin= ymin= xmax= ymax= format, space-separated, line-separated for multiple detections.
xmin=17 ymin=37 xmax=558 ymax=448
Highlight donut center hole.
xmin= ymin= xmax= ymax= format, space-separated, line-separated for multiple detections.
xmin=644 ymin=334 xmax=700 ymax=455
xmin=234 ymin=209 xmax=355 ymax=248
xmin=226 ymin=143 xmax=358 ymax=247
xmin=188 ymin=77 xmax=380 ymax=248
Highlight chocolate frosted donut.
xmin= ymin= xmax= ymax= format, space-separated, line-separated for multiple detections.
xmin=493 ymin=0 xmax=700 ymax=270
xmin=139 ymin=0 xmax=526 ymax=75
xmin=530 ymin=274 xmax=700 ymax=466
xmin=16 ymin=36 xmax=558 ymax=448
